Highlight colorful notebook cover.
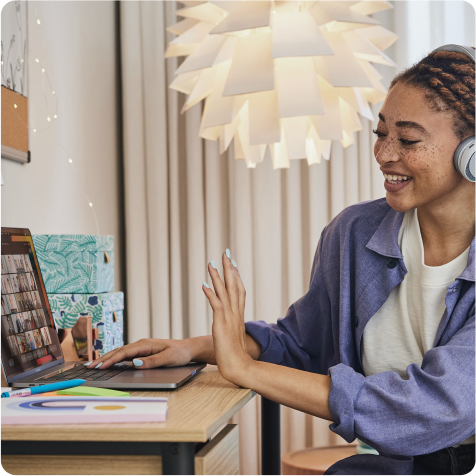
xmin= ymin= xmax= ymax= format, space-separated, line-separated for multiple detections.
xmin=2 ymin=396 xmax=167 ymax=425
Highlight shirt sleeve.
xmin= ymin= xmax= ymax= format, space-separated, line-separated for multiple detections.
xmin=328 ymin=311 xmax=475 ymax=455
xmin=245 ymin=231 xmax=334 ymax=374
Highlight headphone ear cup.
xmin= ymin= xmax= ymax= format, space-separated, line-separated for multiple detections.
xmin=454 ymin=137 xmax=475 ymax=182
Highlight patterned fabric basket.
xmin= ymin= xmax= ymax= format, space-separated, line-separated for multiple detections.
xmin=32 ymin=235 xmax=114 ymax=294
xmin=48 ymin=292 xmax=124 ymax=357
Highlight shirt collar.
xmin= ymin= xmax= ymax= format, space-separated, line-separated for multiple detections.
xmin=365 ymin=204 xmax=475 ymax=283
xmin=365 ymin=206 xmax=404 ymax=259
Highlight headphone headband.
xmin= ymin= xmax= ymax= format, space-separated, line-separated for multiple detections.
xmin=431 ymin=44 xmax=475 ymax=61
xmin=430 ymin=44 xmax=475 ymax=182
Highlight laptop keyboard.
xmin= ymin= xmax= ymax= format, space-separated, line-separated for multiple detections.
xmin=36 ymin=365 xmax=130 ymax=382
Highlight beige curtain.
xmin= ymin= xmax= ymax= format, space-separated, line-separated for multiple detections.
xmin=119 ymin=1 xmax=474 ymax=473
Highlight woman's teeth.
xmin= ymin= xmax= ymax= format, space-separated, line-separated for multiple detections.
xmin=384 ymin=174 xmax=411 ymax=184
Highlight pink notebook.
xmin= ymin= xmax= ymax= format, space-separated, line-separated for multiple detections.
xmin=2 ymin=396 xmax=168 ymax=425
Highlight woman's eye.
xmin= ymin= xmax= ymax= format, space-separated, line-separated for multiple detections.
xmin=398 ymin=139 xmax=420 ymax=146
xmin=372 ymin=129 xmax=385 ymax=138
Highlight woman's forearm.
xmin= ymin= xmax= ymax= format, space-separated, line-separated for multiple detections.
xmin=188 ymin=333 xmax=262 ymax=365
xmin=234 ymin=360 xmax=333 ymax=421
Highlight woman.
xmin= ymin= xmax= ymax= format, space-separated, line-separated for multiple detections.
xmin=86 ymin=47 xmax=475 ymax=475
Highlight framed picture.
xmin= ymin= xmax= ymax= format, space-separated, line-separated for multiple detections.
xmin=1 ymin=0 xmax=30 ymax=164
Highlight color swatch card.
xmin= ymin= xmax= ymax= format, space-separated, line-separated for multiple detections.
xmin=2 ymin=396 xmax=168 ymax=425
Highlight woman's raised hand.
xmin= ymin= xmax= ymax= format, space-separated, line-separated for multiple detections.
xmin=202 ymin=249 xmax=252 ymax=384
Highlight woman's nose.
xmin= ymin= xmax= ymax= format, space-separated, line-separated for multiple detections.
xmin=374 ymin=137 xmax=399 ymax=166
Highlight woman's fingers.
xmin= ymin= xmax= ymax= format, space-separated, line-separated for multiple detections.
xmin=222 ymin=250 xmax=240 ymax=316
xmin=231 ymin=262 xmax=246 ymax=317
xmin=202 ymin=281 xmax=225 ymax=319
xmin=207 ymin=260 xmax=231 ymax=312
xmin=131 ymin=347 xmax=183 ymax=369
xmin=85 ymin=340 xmax=162 ymax=369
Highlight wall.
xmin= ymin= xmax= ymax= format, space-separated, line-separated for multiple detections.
xmin=1 ymin=1 xmax=124 ymax=292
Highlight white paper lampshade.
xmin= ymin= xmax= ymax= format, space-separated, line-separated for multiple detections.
xmin=166 ymin=0 xmax=398 ymax=169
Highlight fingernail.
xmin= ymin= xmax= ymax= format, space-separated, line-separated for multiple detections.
xmin=226 ymin=249 xmax=231 ymax=258
xmin=95 ymin=362 xmax=103 ymax=369
xmin=231 ymin=259 xmax=237 ymax=268
xmin=210 ymin=260 xmax=216 ymax=269
xmin=133 ymin=359 xmax=143 ymax=367
xmin=84 ymin=361 xmax=92 ymax=366
xmin=203 ymin=281 xmax=210 ymax=289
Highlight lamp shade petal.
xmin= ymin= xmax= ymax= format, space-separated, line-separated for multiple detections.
xmin=223 ymin=32 xmax=274 ymax=96
xmin=271 ymin=11 xmax=334 ymax=58
xmin=211 ymin=1 xmax=271 ymax=34
xmin=276 ymin=57 xmax=325 ymax=118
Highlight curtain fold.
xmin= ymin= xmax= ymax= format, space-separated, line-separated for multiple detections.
xmin=119 ymin=2 xmax=474 ymax=473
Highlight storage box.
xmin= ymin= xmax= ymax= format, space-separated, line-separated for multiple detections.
xmin=32 ymin=235 xmax=114 ymax=294
xmin=47 ymin=292 xmax=124 ymax=357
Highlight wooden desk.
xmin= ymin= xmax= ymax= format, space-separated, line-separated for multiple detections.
xmin=1 ymin=366 xmax=255 ymax=475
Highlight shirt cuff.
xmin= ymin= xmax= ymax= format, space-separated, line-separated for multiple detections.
xmin=328 ymin=363 xmax=366 ymax=443
xmin=245 ymin=320 xmax=284 ymax=365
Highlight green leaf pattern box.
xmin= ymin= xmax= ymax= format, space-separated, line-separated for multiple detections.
xmin=32 ymin=235 xmax=114 ymax=294
xmin=48 ymin=292 xmax=124 ymax=356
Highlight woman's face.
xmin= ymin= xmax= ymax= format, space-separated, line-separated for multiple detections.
xmin=374 ymin=82 xmax=467 ymax=213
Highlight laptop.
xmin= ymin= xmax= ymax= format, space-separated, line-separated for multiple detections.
xmin=1 ymin=227 xmax=206 ymax=389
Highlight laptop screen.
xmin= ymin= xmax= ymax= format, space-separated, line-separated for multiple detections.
xmin=1 ymin=228 xmax=62 ymax=380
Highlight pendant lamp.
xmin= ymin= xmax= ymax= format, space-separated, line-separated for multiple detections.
xmin=166 ymin=1 xmax=398 ymax=169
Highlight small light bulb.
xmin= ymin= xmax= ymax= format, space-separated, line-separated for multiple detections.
xmin=47 ymin=117 xmax=51 ymax=122
xmin=52 ymin=91 xmax=55 ymax=95
xmin=37 ymin=19 xmax=40 ymax=25
xmin=21 ymin=59 xmax=24 ymax=63
xmin=35 ymin=58 xmax=39 ymax=63
xmin=273 ymin=10 xmax=276 ymax=13
xmin=54 ymin=115 xmax=57 ymax=118
xmin=89 ymin=203 xmax=93 ymax=207
xmin=69 ymin=159 xmax=73 ymax=163
xmin=14 ymin=104 xmax=17 ymax=108
xmin=1 ymin=61 xmax=3 ymax=65
xmin=41 ymin=68 xmax=45 ymax=73
xmin=33 ymin=129 xmax=37 ymax=132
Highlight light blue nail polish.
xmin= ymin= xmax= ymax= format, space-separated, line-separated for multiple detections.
xmin=226 ymin=249 xmax=231 ymax=258
xmin=210 ymin=260 xmax=217 ymax=269
xmin=133 ymin=359 xmax=143 ymax=367
xmin=95 ymin=362 xmax=103 ymax=369
xmin=84 ymin=361 xmax=92 ymax=366
xmin=231 ymin=259 xmax=237 ymax=268
xmin=203 ymin=281 xmax=210 ymax=288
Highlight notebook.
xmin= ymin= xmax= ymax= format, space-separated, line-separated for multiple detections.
xmin=2 ymin=396 xmax=168 ymax=424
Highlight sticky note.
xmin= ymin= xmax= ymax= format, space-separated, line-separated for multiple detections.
xmin=57 ymin=386 xmax=129 ymax=397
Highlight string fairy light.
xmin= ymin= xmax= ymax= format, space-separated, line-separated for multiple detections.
xmin=10 ymin=11 xmax=100 ymax=235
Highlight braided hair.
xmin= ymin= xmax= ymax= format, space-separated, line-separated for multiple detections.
xmin=389 ymin=49 xmax=475 ymax=141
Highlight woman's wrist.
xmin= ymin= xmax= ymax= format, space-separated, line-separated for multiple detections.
xmin=187 ymin=335 xmax=216 ymax=364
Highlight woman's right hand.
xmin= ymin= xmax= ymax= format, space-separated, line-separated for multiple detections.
xmin=84 ymin=338 xmax=198 ymax=370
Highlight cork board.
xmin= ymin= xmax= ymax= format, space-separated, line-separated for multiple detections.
xmin=1 ymin=86 xmax=28 ymax=153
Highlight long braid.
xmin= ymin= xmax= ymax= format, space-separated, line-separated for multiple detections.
xmin=389 ymin=49 xmax=475 ymax=140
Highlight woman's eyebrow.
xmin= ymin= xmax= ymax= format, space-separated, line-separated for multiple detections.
xmin=378 ymin=112 xmax=428 ymax=134
xmin=395 ymin=120 xmax=428 ymax=134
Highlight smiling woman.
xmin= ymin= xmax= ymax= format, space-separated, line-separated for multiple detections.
xmin=85 ymin=45 xmax=475 ymax=476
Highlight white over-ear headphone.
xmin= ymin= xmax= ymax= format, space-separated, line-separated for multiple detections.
xmin=431 ymin=44 xmax=475 ymax=182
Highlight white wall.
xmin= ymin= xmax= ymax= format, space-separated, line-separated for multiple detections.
xmin=1 ymin=1 xmax=124 ymax=291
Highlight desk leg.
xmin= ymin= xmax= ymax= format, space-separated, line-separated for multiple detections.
xmin=162 ymin=442 xmax=195 ymax=475
xmin=261 ymin=397 xmax=281 ymax=475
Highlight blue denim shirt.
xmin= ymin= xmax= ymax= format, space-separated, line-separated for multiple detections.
xmin=245 ymin=198 xmax=475 ymax=474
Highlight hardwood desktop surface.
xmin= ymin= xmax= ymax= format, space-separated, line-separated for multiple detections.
xmin=2 ymin=365 xmax=255 ymax=443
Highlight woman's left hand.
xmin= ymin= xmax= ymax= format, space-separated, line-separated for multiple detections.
xmin=202 ymin=250 xmax=252 ymax=385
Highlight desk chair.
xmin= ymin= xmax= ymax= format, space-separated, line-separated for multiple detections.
xmin=282 ymin=444 xmax=357 ymax=475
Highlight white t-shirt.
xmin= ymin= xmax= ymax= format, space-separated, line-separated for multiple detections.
xmin=362 ymin=207 xmax=473 ymax=445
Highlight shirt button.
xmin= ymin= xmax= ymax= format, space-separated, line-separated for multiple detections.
xmin=386 ymin=258 xmax=398 ymax=269
xmin=353 ymin=316 xmax=359 ymax=327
